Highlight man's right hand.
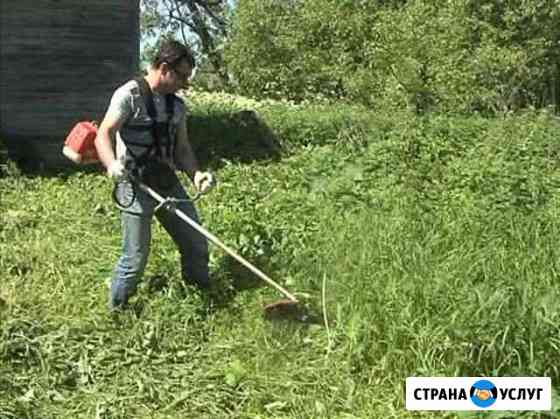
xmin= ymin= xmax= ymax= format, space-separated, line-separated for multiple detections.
xmin=107 ymin=160 xmax=126 ymax=179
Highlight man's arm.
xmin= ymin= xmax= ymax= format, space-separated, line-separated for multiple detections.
xmin=95 ymin=86 xmax=131 ymax=174
xmin=95 ymin=112 xmax=125 ymax=170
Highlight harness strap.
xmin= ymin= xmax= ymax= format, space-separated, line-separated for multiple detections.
xmin=134 ymin=77 xmax=176 ymax=161
xmin=135 ymin=77 xmax=160 ymax=158
xmin=165 ymin=94 xmax=173 ymax=159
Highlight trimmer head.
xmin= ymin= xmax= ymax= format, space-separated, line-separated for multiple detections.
xmin=263 ymin=299 xmax=308 ymax=321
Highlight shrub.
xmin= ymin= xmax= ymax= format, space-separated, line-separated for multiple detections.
xmin=225 ymin=0 xmax=560 ymax=113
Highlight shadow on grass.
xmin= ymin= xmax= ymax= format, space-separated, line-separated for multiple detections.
xmin=189 ymin=110 xmax=283 ymax=170
xmin=2 ymin=110 xmax=283 ymax=177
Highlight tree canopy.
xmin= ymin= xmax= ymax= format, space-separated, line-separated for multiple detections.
xmin=224 ymin=0 xmax=560 ymax=114
xmin=141 ymin=0 xmax=560 ymax=114
xmin=140 ymin=0 xmax=232 ymax=87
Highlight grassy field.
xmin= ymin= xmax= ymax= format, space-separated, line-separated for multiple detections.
xmin=1 ymin=106 xmax=560 ymax=418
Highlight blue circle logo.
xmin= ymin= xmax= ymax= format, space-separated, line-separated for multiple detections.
xmin=470 ymin=380 xmax=498 ymax=408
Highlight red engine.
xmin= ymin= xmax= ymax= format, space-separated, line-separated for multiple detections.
xmin=62 ymin=121 xmax=99 ymax=164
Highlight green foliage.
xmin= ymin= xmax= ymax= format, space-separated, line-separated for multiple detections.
xmin=225 ymin=0 xmax=296 ymax=99
xmin=140 ymin=0 xmax=231 ymax=87
xmin=225 ymin=0 xmax=560 ymax=114
xmin=362 ymin=111 xmax=560 ymax=214
xmin=226 ymin=0 xmax=373 ymax=101
xmin=186 ymin=90 xmax=395 ymax=156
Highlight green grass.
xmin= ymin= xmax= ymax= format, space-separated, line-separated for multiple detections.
xmin=1 ymin=110 xmax=560 ymax=418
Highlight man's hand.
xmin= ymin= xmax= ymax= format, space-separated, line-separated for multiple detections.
xmin=107 ymin=160 xmax=125 ymax=179
xmin=194 ymin=171 xmax=215 ymax=194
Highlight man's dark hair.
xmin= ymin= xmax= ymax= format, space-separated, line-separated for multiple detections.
xmin=151 ymin=39 xmax=196 ymax=69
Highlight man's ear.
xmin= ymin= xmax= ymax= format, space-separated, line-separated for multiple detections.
xmin=160 ymin=62 xmax=171 ymax=75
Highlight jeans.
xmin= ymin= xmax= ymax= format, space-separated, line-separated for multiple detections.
xmin=109 ymin=180 xmax=209 ymax=309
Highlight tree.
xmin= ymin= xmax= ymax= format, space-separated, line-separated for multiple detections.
xmin=224 ymin=0 xmax=560 ymax=114
xmin=140 ymin=0 xmax=232 ymax=88
xmin=225 ymin=0 xmax=377 ymax=102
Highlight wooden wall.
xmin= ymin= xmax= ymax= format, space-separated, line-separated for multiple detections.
xmin=0 ymin=0 xmax=140 ymax=167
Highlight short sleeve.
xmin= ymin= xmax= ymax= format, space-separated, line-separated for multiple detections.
xmin=104 ymin=83 xmax=134 ymax=123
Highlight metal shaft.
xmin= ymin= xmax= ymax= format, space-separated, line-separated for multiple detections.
xmin=137 ymin=182 xmax=298 ymax=302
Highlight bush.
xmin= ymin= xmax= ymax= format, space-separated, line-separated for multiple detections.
xmin=185 ymin=90 xmax=399 ymax=162
xmin=186 ymin=93 xmax=560 ymax=218
xmin=388 ymin=112 xmax=560 ymax=213
xmin=225 ymin=0 xmax=560 ymax=113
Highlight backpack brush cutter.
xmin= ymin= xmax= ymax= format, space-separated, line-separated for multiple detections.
xmin=124 ymin=176 xmax=306 ymax=319
xmin=63 ymin=120 xmax=306 ymax=319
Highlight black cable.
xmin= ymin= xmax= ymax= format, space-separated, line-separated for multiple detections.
xmin=112 ymin=178 xmax=136 ymax=208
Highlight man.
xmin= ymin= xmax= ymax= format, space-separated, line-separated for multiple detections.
xmin=95 ymin=39 xmax=214 ymax=310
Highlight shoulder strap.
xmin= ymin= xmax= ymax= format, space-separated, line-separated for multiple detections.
xmin=134 ymin=77 xmax=162 ymax=157
xmin=165 ymin=94 xmax=175 ymax=117
xmin=135 ymin=77 xmax=175 ymax=120
xmin=133 ymin=77 xmax=177 ymax=160
xmin=135 ymin=77 xmax=157 ymax=121
xmin=165 ymin=94 xmax=176 ymax=158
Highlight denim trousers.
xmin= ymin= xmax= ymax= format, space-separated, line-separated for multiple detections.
xmin=109 ymin=180 xmax=209 ymax=309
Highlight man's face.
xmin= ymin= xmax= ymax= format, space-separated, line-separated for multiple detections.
xmin=163 ymin=59 xmax=193 ymax=93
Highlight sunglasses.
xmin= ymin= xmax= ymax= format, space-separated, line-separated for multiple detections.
xmin=170 ymin=67 xmax=193 ymax=82
xmin=162 ymin=55 xmax=193 ymax=81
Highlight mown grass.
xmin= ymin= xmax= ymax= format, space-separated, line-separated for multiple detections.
xmin=1 ymin=105 xmax=560 ymax=418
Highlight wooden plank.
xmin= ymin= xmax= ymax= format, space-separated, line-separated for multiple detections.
xmin=0 ymin=0 xmax=140 ymax=167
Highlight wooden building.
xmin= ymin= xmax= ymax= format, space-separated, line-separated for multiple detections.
xmin=0 ymin=0 xmax=140 ymax=168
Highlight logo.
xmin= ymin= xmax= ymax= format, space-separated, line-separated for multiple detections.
xmin=469 ymin=380 xmax=498 ymax=408
xmin=406 ymin=377 xmax=551 ymax=411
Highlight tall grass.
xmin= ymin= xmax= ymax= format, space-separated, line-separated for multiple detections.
xmin=1 ymin=108 xmax=559 ymax=418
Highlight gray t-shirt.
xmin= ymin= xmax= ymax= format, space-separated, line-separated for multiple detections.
xmin=105 ymin=79 xmax=188 ymax=165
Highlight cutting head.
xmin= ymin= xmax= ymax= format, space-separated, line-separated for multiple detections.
xmin=263 ymin=299 xmax=308 ymax=321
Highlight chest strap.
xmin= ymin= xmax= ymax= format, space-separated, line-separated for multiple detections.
xmin=123 ymin=77 xmax=176 ymax=160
